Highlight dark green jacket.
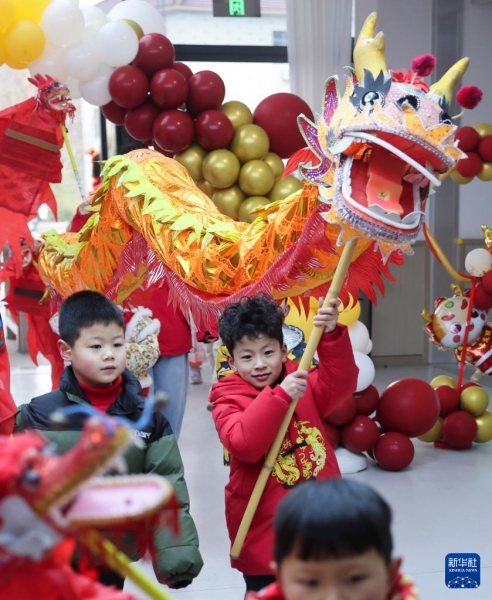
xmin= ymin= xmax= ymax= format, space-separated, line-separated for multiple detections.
xmin=14 ymin=366 xmax=203 ymax=588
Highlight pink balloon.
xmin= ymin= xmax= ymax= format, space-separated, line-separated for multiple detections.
xmin=150 ymin=68 xmax=189 ymax=110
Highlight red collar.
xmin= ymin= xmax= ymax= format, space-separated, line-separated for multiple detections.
xmin=78 ymin=376 xmax=122 ymax=413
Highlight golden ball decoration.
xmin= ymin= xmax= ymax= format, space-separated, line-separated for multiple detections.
xmin=474 ymin=122 xmax=492 ymax=138
xmin=263 ymin=152 xmax=285 ymax=179
xmin=120 ymin=19 xmax=145 ymax=39
xmin=430 ymin=375 xmax=456 ymax=390
xmin=196 ymin=178 xmax=214 ymax=198
xmin=231 ymin=124 xmax=270 ymax=164
xmin=239 ymin=160 xmax=275 ymax=196
xmin=268 ymin=175 xmax=303 ymax=201
xmin=202 ymin=149 xmax=240 ymax=189
xmin=460 ymin=385 xmax=489 ymax=416
xmin=450 ymin=169 xmax=473 ymax=185
xmin=417 ymin=417 xmax=443 ymax=443
xmin=212 ymin=186 xmax=245 ymax=220
xmin=477 ymin=162 xmax=492 ymax=182
xmin=474 ymin=411 xmax=492 ymax=443
xmin=220 ymin=101 xmax=253 ymax=130
xmin=238 ymin=196 xmax=271 ymax=223
xmin=175 ymin=143 xmax=208 ymax=182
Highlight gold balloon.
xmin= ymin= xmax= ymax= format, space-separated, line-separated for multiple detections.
xmin=196 ymin=178 xmax=214 ymax=198
xmin=263 ymin=152 xmax=284 ymax=179
xmin=231 ymin=124 xmax=269 ymax=164
xmin=238 ymin=196 xmax=270 ymax=223
xmin=220 ymin=100 xmax=253 ymax=130
xmin=417 ymin=417 xmax=443 ymax=442
xmin=477 ymin=162 xmax=492 ymax=182
xmin=202 ymin=149 xmax=240 ymax=189
xmin=474 ymin=411 xmax=492 ymax=443
xmin=474 ymin=122 xmax=492 ymax=138
xmin=239 ymin=160 xmax=275 ymax=196
xmin=450 ymin=169 xmax=473 ymax=185
xmin=268 ymin=176 xmax=303 ymax=201
xmin=460 ymin=386 xmax=489 ymax=416
xmin=175 ymin=143 xmax=208 ymax=181
xmin=120 ymin=19 xmax=145 ymax=39
xmin=212 ymin=186 xmax=245 ymax=220
xmin=430 ymin=375 xmax=456 ymax=389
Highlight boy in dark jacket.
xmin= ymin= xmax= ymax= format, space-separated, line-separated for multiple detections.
xmin=209 ymin=294 xmax=358 ymax=593
xmin=14 ymin=290 xmax=203 ymax=591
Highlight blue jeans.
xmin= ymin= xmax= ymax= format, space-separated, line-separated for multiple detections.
xmin=149 ymin=353 xmax=189 ymax=438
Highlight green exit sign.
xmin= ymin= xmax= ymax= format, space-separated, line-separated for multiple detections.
xmin=213 ymin=0 xmax=261 ymax=17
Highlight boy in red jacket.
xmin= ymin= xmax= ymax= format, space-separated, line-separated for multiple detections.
xmin=209 ymin=294 xmax=358 ymax=593
xmin=247 ymin=478 xmax=418 ymax=600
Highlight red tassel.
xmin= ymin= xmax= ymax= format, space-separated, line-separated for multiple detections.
xmin=411 ymin=54 xmax=436 ymax=77
xmin=456 ymin=85 xmax=483 ymax=109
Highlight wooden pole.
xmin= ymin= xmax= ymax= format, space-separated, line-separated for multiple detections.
xmin=230 ymin=237 xmax=358 ymax=559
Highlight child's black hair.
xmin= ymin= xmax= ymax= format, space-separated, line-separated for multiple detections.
xmin=218 ymin=293 xmax=284 ymax=356
xmin=59 ymin=291 xmax=125 ymax=347
xmin=274 ymin=478 xmax=393 ymax=565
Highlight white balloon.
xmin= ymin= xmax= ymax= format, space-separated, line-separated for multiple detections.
xmin=80 ymin=64 xmax=114 ymax=106
xmin=464 ymin=248 xmax=492 ymax=277
xmin=62 ymin=37 xmax=100 ymax=83
xmin=28 ymin=43 xmax=68 ymax=81
xmin=348 ymin=321 xmax=370 ymax=353
xmin=363 ymin=338 xmax=373 ymax=355
xmin=65 ymin=76 xmax=81 ymax=100
xmin=81 ymin=6 xmax=109 ymax=34
xmin=108 ymin=0 xmax=167 ymax=36
xmin=42 ymin=0 xmax=85 ymax=47
xmin=353 ymin=351 xmax=375 ymax=393
xmin=97 ymin=21 xmax=139 ymax=68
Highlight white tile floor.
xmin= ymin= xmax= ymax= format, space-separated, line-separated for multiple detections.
xmin=9 ymin=343 xmax=492 ymax=600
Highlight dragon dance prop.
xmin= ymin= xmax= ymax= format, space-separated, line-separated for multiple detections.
xmin=0 ymin=408 xmax=177 ymax=600
xmin=37 ymin=11 xmax=468 ymax=327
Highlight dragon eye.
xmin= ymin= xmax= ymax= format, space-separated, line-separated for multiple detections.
xmin=396 ymin=95 xmax=420 ymax=110
xmin=360 ymin=91 xmax=384 ymax=110
xmin=22 ymin=469 xmax=41 ymax=488
xmin=450 ymin=323 xmax=462 ymax=334
xmin=440 ymin=111 xmax=452 ymax=125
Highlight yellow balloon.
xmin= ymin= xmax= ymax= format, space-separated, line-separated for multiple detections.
xmin=0 ymin=0 xmax=15 ymax=31
xmin=460 ymin=386 xmax=489 ymax=416
xmin=474 ymin=122 xmax=492 ymax=138
xmin=239 ymin=160 xmax=275 ymax=196
xmin=14 ymin=0 xmax=51 ymax=23
xmin=5 ymin=19 xmax=45 ymax=63
xmin=263 ymin=152 xmax=284 ymax=179
xmin=268 ymin=175 xmax=303 ymax=201
xmin=220 ymin=100 xmax=253 ymax=130
xmin=196 ymin=178 xmax=214 ymax=198
xmin=202 ymin=149 xmax=240 ymax=189
xmin=474 ymin=411 xmax=492 ymax=443
xmin=430 ymin=375 xmax=457 ymax=390
xmin=0 ymin=35 xmax=6 ymax=65
xmin=212 ymin=185 xmax=245 ymax=220
xmin=338 ymin=299 xmax=361 ymax=327
xmin=477 ymin=162 xmax=492 ymax=182
xmin=450 ymin=169 xmax=473 ymax=185
xmin=417 ymin=417 xmax=443 ymax=442
xmin=238 ymin=196 xmax=270 ymax=223
xmin=231 ymin=124 xmax=269 ymax=164
xmin=4 ymin=50 xmax=27 ymax=69
xmin=120 ymin=19 xmax=144 ymax=39
xmin=175 ymin=143 xmax=208 ymax=181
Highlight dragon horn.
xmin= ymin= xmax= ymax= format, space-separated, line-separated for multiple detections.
xmin=353 ymin=12 xmax=388 ymax=81
xmin=430 ymin=57 xmax=470 ymax=105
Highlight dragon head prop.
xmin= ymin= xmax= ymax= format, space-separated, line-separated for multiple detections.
xmin=27 ymin=73 xmax=75 ymax=124
xmin=299 ymin=12 xmax=468 ymax=258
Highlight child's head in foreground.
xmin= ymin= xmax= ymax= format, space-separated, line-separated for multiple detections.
xmin=57 ymin=291 xmax=126 ymax=388
xmin=218 ymin=294 xmax=287 ymax=390
xmin=272 ymin=478 xmax=401 ymax=600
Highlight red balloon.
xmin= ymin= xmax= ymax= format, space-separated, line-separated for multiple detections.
xmin=150 ymin=69 xmax=188 ymax=110
xmin=109 ymin=66 xmax=149 ymax=109
xmin=124 ymin=100 xmax=160 ymax=142
xmin=321 ymin=421 xmax=340 ymax=449
xmin=441 ymin=410 xmax=478 ymax=449
xmin=456 ymin=152 xmax=483 ymax=178
xmin=455 ymin=126 xmax=480 ymax=152
xmin=435 ymin=385 xmax=460 ymax=417
xmin=353 ymin=385 xmax=380 ymax=415
xmin=133 ymin=33 xmax=175 ymax=77
xmin=186 ymin=70 xmax=226 ymax=117
xmin=153 ymin=109 xmax=194 ymax=154
xmin=473 ymin=284 xmax=492 ymax=311
xmin=325 ymin=395 xmax=357 ymax=426
xmin=340 ymin=415 xmax=380 ymax=453
xmin=461 ymin=382 xmax=480 ymax=391
xmin=374 ymin=432 xmax=415 ymax=471
xmin=195 ymin=109 xmax=234 ymax=150
xmin=173 ymin=61 xmax=193 ymax=81
xmin=101 ymin=100 xmax=127 ymax=125
xmin=376 ymin=378 xmax=439 ymax=437
xmin=152 ymin=140 xmax=174 ymax=157
xmin=477 ymin=135 xmax=492 ymax=162
xmin=481 ymin=270 xmax=492 ymax=295
xmin=253 ymin=93 xmax=314 ymax=159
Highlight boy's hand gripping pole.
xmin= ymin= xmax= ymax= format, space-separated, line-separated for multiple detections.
xmin=230 ymin=238 xmax=358 ymax=559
